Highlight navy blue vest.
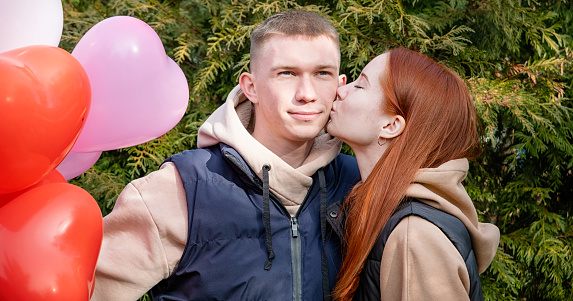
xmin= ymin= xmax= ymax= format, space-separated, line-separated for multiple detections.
xmin=353 ymin=199 xmax=483 ymax=300
xmin=150 ymin=144 xmax=360 ymax=300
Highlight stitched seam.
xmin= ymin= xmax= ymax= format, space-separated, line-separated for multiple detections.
xmin=188 ymin=236 xmax=267 ymax=245
xmin=134 ymin=184 xmax=171 ymax=278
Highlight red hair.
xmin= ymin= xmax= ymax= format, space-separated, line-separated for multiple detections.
xmin=332 ymin=47 xmax=482 ymax=300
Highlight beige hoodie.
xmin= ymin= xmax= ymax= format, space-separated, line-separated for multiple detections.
xmin=379 ymin=159 xmax=500 ymax=301
xmin=90 ymin=85 xmax=343 ymax=301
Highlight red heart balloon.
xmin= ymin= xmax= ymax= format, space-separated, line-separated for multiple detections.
xmin=0 ymin=169 xmax=67 ymax=209
xmin=0 ymin=183 xmax=103 ymax=301
xmin=0 ymin=45 xmax=91 ymax=194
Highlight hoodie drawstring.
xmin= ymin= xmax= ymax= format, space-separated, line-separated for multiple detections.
xmin=318 ymin=169 xmax=330 ymax=301
xmin=262 ymin=164 xmax=275 ymax=270
xmin=261 ymin=166 xmax=330 ymax=300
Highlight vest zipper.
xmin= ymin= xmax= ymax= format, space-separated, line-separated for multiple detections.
xmin=289 ymin=180 xmax=314 ymax=301
xmin=291 ymin=217 xmax=302 ymax=301
xmin=223 ymin=151 xmax=313 ymax=300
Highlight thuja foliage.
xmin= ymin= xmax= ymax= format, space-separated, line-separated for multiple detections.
xmin=60 ymin=0 xmax=572 ymax=300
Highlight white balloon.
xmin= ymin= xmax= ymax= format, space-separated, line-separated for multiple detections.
xmin=0 ymin=0 xmax=63 ymax=53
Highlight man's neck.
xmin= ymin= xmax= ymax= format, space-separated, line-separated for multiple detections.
xmin=253 ymin=134 xmax=314 ymax=169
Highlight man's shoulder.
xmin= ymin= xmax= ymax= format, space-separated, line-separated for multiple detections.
xmin=164 ymin=145 xmax=225 ymax=169
xmin=164 ymin=144 xmax=245 ymax=181
xmin=330 ymin=153 xmax=359 ymax=180
xmin=333 ymin=152 xmax=357 ymax=161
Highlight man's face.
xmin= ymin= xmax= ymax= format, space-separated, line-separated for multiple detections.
xmin=246 ymin=34 xmax=340 ymax=148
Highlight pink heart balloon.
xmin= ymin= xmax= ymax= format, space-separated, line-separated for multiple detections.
xmin=56 ymin=151 xmax=102 ymax=181
xmin=71 ymin=16 xmax=189 ymax=152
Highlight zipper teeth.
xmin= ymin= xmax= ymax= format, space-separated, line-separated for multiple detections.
xmin=291 ymin=217 xmax=302 ymax=301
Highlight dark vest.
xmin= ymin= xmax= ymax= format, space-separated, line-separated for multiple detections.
xmin=150 ymin=143 xmax=360 ymax=301
xmin=354 ymin=200 xmax=484 ymax=301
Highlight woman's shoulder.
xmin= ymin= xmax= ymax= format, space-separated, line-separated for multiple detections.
xmin=387 ymin=215 xmax=460 ymax=255
xmin=380 ymin=215 xmax=471 ymax=300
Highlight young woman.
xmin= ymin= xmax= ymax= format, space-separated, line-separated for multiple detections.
xmin=327 ymin=48 xmax=500 ymax=301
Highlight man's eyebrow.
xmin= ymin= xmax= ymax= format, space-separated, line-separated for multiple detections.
xmin=270 ymin=64 xmax=297 ymax=71
xmin=270 ymin=63 xmax=338 ymax=71
xmin=317 ymin=64 xmax=338 ymax=69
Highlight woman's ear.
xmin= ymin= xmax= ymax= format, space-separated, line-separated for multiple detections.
xmin=379 ymin=115 xmax=405 ymax=139
xmin=239 ymin=72 xmax=258 ymax=104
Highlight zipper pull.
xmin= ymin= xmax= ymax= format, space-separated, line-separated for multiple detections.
xmin=291 ymin=217 xmax=299 ymax=238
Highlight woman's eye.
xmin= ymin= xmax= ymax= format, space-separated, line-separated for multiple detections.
xmin=354 ymin=85 xmax=363 ymax=89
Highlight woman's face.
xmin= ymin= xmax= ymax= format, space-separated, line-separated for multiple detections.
xmin=327 ymin=54 xmax=391 ymax=148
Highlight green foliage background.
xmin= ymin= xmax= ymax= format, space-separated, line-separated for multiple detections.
xmin=60 ymin=0 xmax=573 ymax=300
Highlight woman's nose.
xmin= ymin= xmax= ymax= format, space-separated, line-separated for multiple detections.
xmin=336 ymin=84 xmax=348 ymax=100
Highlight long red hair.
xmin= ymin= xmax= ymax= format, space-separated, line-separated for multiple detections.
xmin=332 ymin=47 xmax=482 ymax=300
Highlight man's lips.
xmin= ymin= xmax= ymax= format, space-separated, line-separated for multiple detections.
xmin=290 ymin=111 xmax=321 ymax=121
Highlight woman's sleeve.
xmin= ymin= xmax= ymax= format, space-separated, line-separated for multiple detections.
xmin=379 ymin=215 xmax=470 ymax=301
xmin=90 ymin=162 xmax=188 ymax=301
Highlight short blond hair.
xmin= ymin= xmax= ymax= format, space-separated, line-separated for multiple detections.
xmin=250 ymin=9 xmax=340 ymax=69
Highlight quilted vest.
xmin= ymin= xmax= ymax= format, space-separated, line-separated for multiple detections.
xmin=353 ymin=199 xmax=483 ymax=301
xmin=150 ymin=143 xmax=360 ymax=301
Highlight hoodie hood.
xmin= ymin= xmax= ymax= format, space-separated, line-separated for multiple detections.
xmin=198 ymin=85 xmax=342 ymax=215
xmin=405 ymin=158 xmax=500 ymax=273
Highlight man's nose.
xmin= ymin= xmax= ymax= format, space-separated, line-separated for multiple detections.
xmin=296 ymin=76 xmax=317 ymax=103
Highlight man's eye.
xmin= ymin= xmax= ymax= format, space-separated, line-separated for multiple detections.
xmin=318 ymin=71 xmax=330 ymax=76
xmin=280 ymin=71 xmax=293 ymax=76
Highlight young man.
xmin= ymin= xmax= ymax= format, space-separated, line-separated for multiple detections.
xmin=90 ymin=10 xmax=359 ymax=301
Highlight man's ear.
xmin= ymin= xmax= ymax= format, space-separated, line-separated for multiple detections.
xmin=379 ymin=115 xmax=406 ymax=139
xmin=339 ymin=74 xmax=347 ymax=86
xmin=239 ymin=72 xmax=258 ymax=104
